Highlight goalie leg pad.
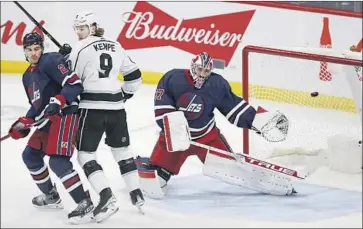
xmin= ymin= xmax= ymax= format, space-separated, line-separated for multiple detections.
xmin=203 ymin=149 xmax=295 ymax=196
xmin=136 ymin=157 xmax=171 ymax=199
xmin=150 ymin=134 xmax=189 ymax=175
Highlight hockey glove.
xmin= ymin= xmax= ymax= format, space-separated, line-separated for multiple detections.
xmin=122 ymin=88 xmax=134 ymax=102
xmin=59 ymin=43 xmax=72 ymax=56
xmin=45 ymin=95 xmax=66 ymax=121
xmin=251 ymin=106 xmax=289 ymax=142
xmin=8 ymin=117 xmax=34 ymax=139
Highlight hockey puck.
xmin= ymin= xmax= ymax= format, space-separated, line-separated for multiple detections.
xmin=310 ymin=91 xmax=319 ymax=97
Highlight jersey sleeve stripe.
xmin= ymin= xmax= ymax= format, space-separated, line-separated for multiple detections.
xmin=225 ymin=100 xmax=247 ymax=120
xmin=229 ymin=103 xmax=250 ymax=125
xmin=61 ymin=72 xmax=81 ymax=87
xmin=190 ymin=121 xmax=215 ymax=139
xmin=80 ymin=92 xmax=124 ymax=102
xmin=155 ymin=105 xmax=176 ymax=110
xmin=123 ymin=69 xmax=141 ymax=81
xmin=155 ymin=109 xmax=175 ymax=117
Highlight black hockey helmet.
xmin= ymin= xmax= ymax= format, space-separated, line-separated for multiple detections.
xmin=22 ymin=32 xmax=44 ymax=49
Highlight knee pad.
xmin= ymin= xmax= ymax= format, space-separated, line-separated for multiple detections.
xmin=22 ymin=146 xmax=45 ymax=170
xmin=78 ymin=151 xmax=108 ymax=194
xmin=78 ymin=151 xmax=103 ymax=178
xmin=118 ymin=157 xmax=137 ymax=175
xmin=111 ymin=147 xmax=134 ymax=163
xmin=112 ymin=147 xmax=141 ymax=192
xmin=112 ymin=147 xmax=138 ymax=175
xmin=77 ymin=151 xmax=97 ymax=167
xmin=48 ymin=155 xmax=73 ymax=177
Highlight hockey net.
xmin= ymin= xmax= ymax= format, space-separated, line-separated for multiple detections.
xmin=242 ymin=45 xmax=362 ymax=168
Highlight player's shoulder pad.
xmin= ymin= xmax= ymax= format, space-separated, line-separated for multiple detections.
xmin=38 ymin=52 xmax=64 ymax=69
xmin=73 ymin=36 xmax=98 ymax=52
xmin=162 ymin=68 xmax=185 ymax=80
xmin=101 ymin=36 xmax=119 ymax=44
xmin=208 ymin=71 xmax=230 ymax=89
xmin=42 ymin=52 xmax=63 ymax=60
xmin=157 ymin=69 xmax=183 ymax=90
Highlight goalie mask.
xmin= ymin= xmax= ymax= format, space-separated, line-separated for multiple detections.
xmin=73 ymin=11 xmax=99 ymax=39
xmin=190 ymin=52 xmax=214 ymax=89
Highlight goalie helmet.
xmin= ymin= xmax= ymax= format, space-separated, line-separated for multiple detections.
xmin=73 ymin=11 xmax=99 ymax=38
xmin=190 ymin=52 xmax=214 ymax=89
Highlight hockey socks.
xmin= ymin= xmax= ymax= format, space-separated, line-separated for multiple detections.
xmin=28 ymin=164 xmax=53 ymax=194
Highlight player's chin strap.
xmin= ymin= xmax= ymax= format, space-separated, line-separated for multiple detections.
xmin=190 ymin=141 xmax=314 ymax=180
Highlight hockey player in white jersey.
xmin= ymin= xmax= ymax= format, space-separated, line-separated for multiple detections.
xmin=65 ymin=11 xmax=144 ymax=222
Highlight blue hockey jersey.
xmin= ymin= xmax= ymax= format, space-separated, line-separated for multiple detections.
xmin=154 ymin=69 xmax=257 ymax=139
xmin=23 ymin=52 xmax=83 ymax=126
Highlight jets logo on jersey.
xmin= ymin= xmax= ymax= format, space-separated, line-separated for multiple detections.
xmin=176 ymin=92 xmax=204 ymax=120
xmin=27 ymin=82 xmax=41 ymax=109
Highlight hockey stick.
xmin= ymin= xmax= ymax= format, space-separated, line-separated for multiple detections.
xmin=13 ymin=1 xmax=62 ymax=48
xmin=190 ymin=141 xmax=312 ymax=180
xmin=0 ymin=117 xmax=48 ymax=142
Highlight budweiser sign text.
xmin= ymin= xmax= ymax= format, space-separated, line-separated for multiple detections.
xmin=117 ymin=2 xmax=255 ymax=66
xmin=1 ymin=20 xmax=45 ymax=45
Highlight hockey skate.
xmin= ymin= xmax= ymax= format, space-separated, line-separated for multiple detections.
xmin=32 ymin=185 xmax=63 ymax=209
xmin=93 ymin=188 xmax=119 ymax=223
xmin=130 ymin=188 xmax=145 ymax=214
xmin=68 ymin=192 xmax=95 ymax=225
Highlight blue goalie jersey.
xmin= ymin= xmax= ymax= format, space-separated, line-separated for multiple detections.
xmin=154 ymin=69 xmax=257 ymax=139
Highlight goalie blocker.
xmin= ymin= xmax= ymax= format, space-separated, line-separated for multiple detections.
xmin=137 ymin=111 xmax=298 ymax=198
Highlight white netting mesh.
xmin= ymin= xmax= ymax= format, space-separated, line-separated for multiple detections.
xmin=244 ymin=47 xmax=362 ymax=161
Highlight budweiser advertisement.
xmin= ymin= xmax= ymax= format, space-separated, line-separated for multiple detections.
xmin=117 ymin=1 xmax=255 ymax=66
xmin=1 ymin=1 xmax=362 ymax=85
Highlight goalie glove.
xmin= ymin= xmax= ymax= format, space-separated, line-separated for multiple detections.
xmin=251 ymin=106 xmax=289 ymax=142
xmin=163 ymin=111 xmax=191 ymax=152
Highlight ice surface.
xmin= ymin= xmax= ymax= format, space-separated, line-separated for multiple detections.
xmin=1 ymin=75 xmax=361 ymax=228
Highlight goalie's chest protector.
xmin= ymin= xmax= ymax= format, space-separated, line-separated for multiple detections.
xmin=169 ymin=70 xmax=222 ymax=134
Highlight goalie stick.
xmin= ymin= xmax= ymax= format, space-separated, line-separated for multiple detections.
xmin=13 ymin=1 xmax=62 ymax=48
xmin=190 ymin=141 xmax=313 ymax=180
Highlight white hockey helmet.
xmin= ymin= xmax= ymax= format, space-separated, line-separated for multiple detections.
xmin=73 ymin=11 xmax=99 ymax=37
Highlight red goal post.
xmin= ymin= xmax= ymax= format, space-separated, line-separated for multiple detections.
xmin=242 ymin=45 xmax=362 ymax=155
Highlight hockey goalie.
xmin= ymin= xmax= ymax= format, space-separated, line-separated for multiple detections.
xmin=136 ymin=52 xmax=305 ymax=199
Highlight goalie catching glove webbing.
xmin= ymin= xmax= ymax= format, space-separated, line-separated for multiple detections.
xmin=251 ymin=106 xmax=289 ymax=142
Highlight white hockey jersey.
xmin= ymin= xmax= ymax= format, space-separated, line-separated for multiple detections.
xmin=67 ymin=36 xmax=141 ymax=110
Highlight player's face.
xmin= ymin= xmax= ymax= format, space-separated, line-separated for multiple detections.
xmin=195 ymin=65 xmax=212 ymax=78
xmin=75 ymin=25 xmax=90 ymax=40
xmin=24 ymin=45 xmax=43 ymax=64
